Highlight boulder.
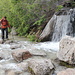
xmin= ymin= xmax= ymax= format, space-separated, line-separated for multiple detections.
xmin=17 ymin=62 xmax=28 ymax=72
xmin=12 ymin=49 xmax=32 ymax=62
xmin=57 ymin=68 xmax=75 ymax=75
xmin=28 ymin=59 xmax=54 ymax=75
xmin=39 ymin=14 xmax=56 ymax=41
xmin=57 ymin=36 xmax=75 ymax=64
xmin=29 ymin=49 xmax=46 ymax=56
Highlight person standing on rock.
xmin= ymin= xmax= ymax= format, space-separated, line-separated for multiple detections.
xmin=0 ymin=16 xmax=10 ymax=41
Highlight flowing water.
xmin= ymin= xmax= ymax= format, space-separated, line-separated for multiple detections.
xmin=0 ymin=29 xmax=58 ymax=75
xmin=52 ymin=15 xmax=70 ymax=41
xmin=0 ymin=9 xmax=75 ymax=74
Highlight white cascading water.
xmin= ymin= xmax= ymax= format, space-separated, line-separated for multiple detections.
xmin=52 ymin=15 xmax=70 ymax=42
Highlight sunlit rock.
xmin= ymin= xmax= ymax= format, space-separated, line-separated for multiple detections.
xmin=57 ymin=68 xmax=75 ymax=75
xmin=28 ymin=59 xmax=54 ymax=75
xmin=57 ymin=36 xmax=75 ymax=64
xmin=39 ymin=14 xmax=57 ymax=41
xmin=17 ymin=62 xmax=28 ymax=72
xmin=12 ymin=49 xmax=32 ymax=62
xmin=30 ymin=49 xmax=46 ymax=56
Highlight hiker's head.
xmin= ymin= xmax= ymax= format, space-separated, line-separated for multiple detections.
xmin=4 ymin=16 xmax=7 ymax=19
xmin=2 ymin=16 xmax=7 ymax=20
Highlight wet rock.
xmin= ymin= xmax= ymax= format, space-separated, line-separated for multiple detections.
xmin=30 ymin=49 xmax=46 ymax=56
xmin=5 ymin=70 xmax=17 ymax=75
xmin=12 ymin=49 xmax=32 ymax=62
xmin=10 ymin=44 xmax=21 ymax=49
xmin=57 ymin=68 xmax=75 ymax=75
xmin=57 ymin=36 xmax=75 ymax=64
xmin=28 ymin=59 xmax=54 ymax=75
xmin=17 ymin=62 xmax=28 ymax=72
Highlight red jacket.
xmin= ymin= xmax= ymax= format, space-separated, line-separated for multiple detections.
xmin=1 ymin=19 xmax=10 ymax=28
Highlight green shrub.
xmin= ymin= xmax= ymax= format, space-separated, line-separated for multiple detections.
xmin=33 ymin=15 xmax=46 ymax=26
xmin=27 ymin=34 xmax=36 ymax=41
xmin=56 ymin=5 xmax=63 ymax=11
xmin=71 ymin=2 xmax=75 ymax=8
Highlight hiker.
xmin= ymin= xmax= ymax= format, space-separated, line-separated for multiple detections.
xmin=0 ymin=16 xmax=10 ymax=40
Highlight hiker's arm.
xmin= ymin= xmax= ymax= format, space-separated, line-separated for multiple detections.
xmin=7 ymin=21 xmax=11 ymax=28
xmin=0 ymin=19 xmax=2 ymax=28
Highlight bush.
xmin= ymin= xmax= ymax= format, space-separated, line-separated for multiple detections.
xmin=56 ymin=5 xmax=63 ymax=11
xmin=27 ymin=34 xmax=36 ymax=41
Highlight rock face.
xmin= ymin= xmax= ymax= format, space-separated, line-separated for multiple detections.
xmin=57 ymin=68 xmax=75 ymax=75
xmin=28 ymin=59 xmax=54 ymax=75
xmin=12 ymin=49 xmax=32 ymax=62
xmin=39 ymin=15 xmax=56 ymax=41
xmin=57 ymin=36 xmax=75 ymax=64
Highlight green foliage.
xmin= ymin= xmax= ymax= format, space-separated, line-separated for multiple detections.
xmin=27 ymin=34 xmax=36 ymax=41
xmin=56 ymin=5 xmax=63 ymax=11
xmin=8 ymin=28 xmax=11 ymax=33
xmin=60 ymin=61 xmax=75 ymax=68
xmin=0 ymin=0 xmax=58 ymax=41
xmin=33 ymin=15 xmax=46 ymax=26
xmin=71 ymin=2 xmax=75 ymax=8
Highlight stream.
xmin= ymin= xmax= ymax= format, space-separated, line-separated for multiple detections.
xmin=0 ymin=30 xmax=60 ymax=75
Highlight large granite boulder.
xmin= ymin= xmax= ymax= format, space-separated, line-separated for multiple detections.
xmin=57 ymin=68 xmax=75 ymax=75
xmin=12 ymin=49 xmax=32 ymax=62
xmin=57 ymin=36 xmax=75 ymax=64
xmin=28 ymin=59 xmax=54 ymax=75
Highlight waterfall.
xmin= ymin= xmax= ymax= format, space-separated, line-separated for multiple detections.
xmin=52 ymin=8 xmax=75 ymax=42
xmin=39 ymin=9 xmax=75 ymax=42
xmin=52 ymin=15 xmax=70 ymax=41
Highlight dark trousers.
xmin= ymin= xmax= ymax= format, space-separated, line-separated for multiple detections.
xmin=1 ymin=28 xmax=8 ymax=40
